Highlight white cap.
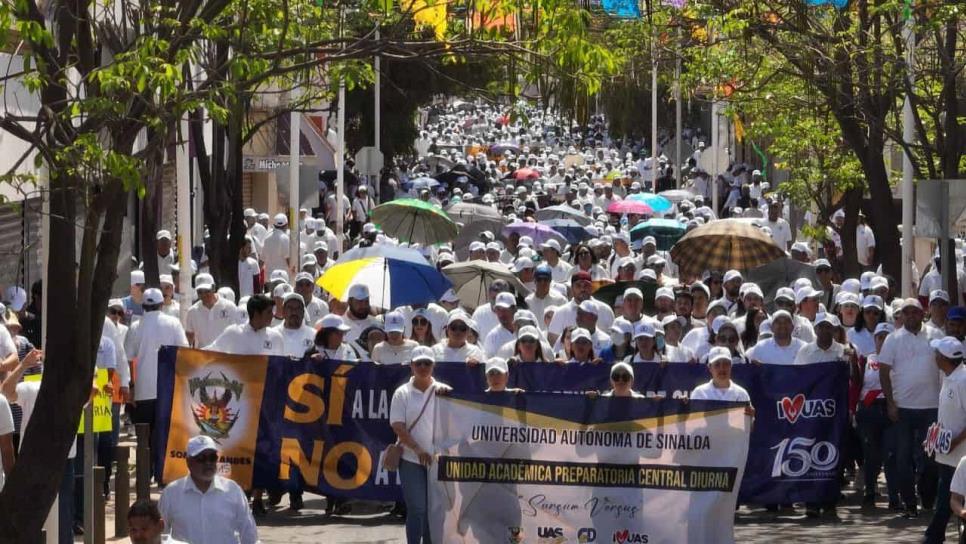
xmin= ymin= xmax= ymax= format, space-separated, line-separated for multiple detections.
xmin=707 ymin=346 xmax=732 ymax=365
xmin=485 ymin=242 xmax=501 ymax=252
xmin=518 ymin=236 xmax=534 ymax=247
xmin=272 ymin=283 xmax=293 ymax=298
xmin=243 ymin=208 xmax=257 ymax=218
xmin=813 ymin=313 xmax=840 ymax=328
xmin=900 ymin=298 xmax=923 ymax=311
xmin=639 ymin=269 xmax=657 ymax=281
xmin=469 ymin=241 xmax=486 ymax=252
xmin=194 ymin=273 xmax=215 ymax=291
xmin=791 ymin=241 xmax=811 ymax=256
xmin=610 ymin=361 xmax=634 ymax=379
xmin=156 ymin=229 xmax=172 ymax=241
xmin=577 ymin=300 xmax=598 ymax=315
xmin=513 ymin=309 xmax=537 ymax=324
xmin=861 ymin=295 xmax=884 ymax=310
xmin=873 ymin=322 xmax=894 ymax=336
xmin=411 ymin=345 xmax=436 ymax=363
xmin=513 ymin=257 xmax=535 ymax=273
xmin=186 ymin=435 xmax=218 ymax=458
xmin=814 ymin=258 xmax=832 ymax=269
xmin=319 ymin=314 xmax=351 ymax=331
xmin=841 ymin=278 xmax=861 ymax=294
xmin=835 ymin=292 xmax=860 ymax=307
xmin=742 ymin=284 xmax=764 ymax=299
xmin=869 ymin=276 xmax=889 ymax=291
xmin=282 ymin=292 xmax=305 ymax=307
xmin=633 ymin=322 xmax=657 ymax=339
xmin=269 ymin=270 xmax=289 ymax=284
xmin=517 ymin=325 xmax=541 ymax=341
xmin=295 ymin=272 xmax=315 ymax=284
xmin=4 ymin=286 xmax=26 ymax=311
xmin=795 ymin=286 xmax=823 ymax=305
xmin=541 ymin=239 xmax=562 ymax=253
xmin=931 ymin=336 xmax=965 ymax=359
xmin=571 ymin=327 xmax=593 ymax=343
xmin=130 ymin=270 xmax=146 ymax=286
xmin=723 ymin=269 xmax=743 ymax=284
xmin=142 ymin=288 xmax=163 ymax=305
xmin=494 ymin=292 xmax=516 ymax=309
xmin=384 ymin=311 xmax=405 ymax=333
xmin=930 ymin=289 xmax=950 ymax=304
xmin=770 ymin=309 xmax=793 ymax=323
xmin=623 ymin=287 xmax=644 ymax=300
xmin=440 ymin=289 xmax=460 ymax=303
xmin=485 ymin=357 xmax=509 ymax=374
xmin=711 ymin=315 xmax=734 ymax=334
xmin=348 ymin=284 xmax=370 ymax=300
xmin=363 ymin=223 xmax=377 ymax=234
xmin=159 ymin=274 xmax=174 ymax=287
xmin=314 ymin=241 xmax=329 ymax=252
xmin=447 ymin=311 xmax=471 ymax=327
xmin=274 ymin=213 xmax=288 ymax=227
xmin=655 ymin=287 xmax=674 ymax=301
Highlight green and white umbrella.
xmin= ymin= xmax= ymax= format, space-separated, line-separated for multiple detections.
xmin=372 ymin=198 xmax=459 ymax=245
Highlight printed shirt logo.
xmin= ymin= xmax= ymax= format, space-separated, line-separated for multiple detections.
xmin=776 ymin=393 xmax=835 ymax=424
xmin=189 ymin=372 xmax=244 ymax=441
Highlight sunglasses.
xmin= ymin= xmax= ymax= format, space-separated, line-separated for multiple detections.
xmin=413 ymin=359 xmax=434 ymax=368
xmin=449 ymin=324 xmax=468 ymax=332
xmin=611 ymin=373 xmax=632 ymax=383
xmin=108 ymin=309 xmax=124 ymax=316
xmin=413 ymin=318 xmax=430 ymax=326
xmin=486 ymin=369 xmax=506 ymax=377
xmin=519 ymin=338 xmax=538 ymax=344
xmin=193 ymin=453 xmax=218 ymax=463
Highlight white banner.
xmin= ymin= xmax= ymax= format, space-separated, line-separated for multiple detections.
xmin=429 ymin=394 xmax=751 ymax=544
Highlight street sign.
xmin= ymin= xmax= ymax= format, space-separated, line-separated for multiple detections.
xmin=355 ymin=146 xmax=384 ymax=176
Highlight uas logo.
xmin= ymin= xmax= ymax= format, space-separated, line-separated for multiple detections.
xmin=612 ymin=530 xmax=648 ymax=543
xmin=776 ymin=393 xmax=835 ymax=424
xmin=537 ymin=526 xmax=567 ymax=544
xmin=577 ymin=528 xmax=597 ymax=543
xmin=188 ymin=372 xmax=244 ymax=441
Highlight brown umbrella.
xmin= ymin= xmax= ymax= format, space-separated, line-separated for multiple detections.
xmin=669 ymin=218 xmax=785 ymax=275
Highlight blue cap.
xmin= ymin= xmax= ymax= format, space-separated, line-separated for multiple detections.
xmin=534 ymin=264 xmax=552 ymax=279
xmin=948 ymin=306 xmax=966 ymax=322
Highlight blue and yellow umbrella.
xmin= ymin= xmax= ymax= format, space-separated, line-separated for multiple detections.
xmin=316 ymin=245 xmax=452 ymax=309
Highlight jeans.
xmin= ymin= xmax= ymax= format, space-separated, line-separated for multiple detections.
xmin=925 ymin=463 xmax=956 ymax=542
xmin=894 ymin=407 xmax=939 ymax=510
xmin=399 ymin=459 xmax=431 ymax=544
xmin=855 ymin=400 xmax=899 ymax=502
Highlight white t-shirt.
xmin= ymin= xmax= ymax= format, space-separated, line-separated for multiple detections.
xmin=371 ymin=340 xmax=419 ymax=365
xmin=304 ymin=298 xmax=329 ymax=328
xmin=274 ymin=324 xmax=317 ymax=357
xmin=124 ymin=311 xmax=189 ymax=401
xmin=185 ymin=298 xmax=238 ymax=349
xmin=847 ymin=328 xmax=876 ymax=357
xmin=860 ymin=353 xmax=885 ymax=400
xmin=432 ymin=341 xmax=484 ymax=363
xmin=525 ymin=291 xmax=569 ymax=331
xmin=748 ymin=338 xmax=806 ymax=365
xmin=206 ymin=323 xmax=285 ymax=356
xmin=936 ymin=364 xmax=966 ymax=467
xmin=0 ymin=325 xmax=17 ymax=360
xmin=14 ymin=381 xmax=76 ymax=458
xmin=483 ymin=326 xmax=516 ymax=358
xmin=856 ymin=224 xmax=876 ymax=266
xmin=877 ymin=326 xmax=942 ymax=409
xmin=343 ymin=314 xmax=382 ymax=343
xmin=690 ymin=381 xmax=751 ymax=402
xmin=793 ymin=341 xmax=845 ymax=365
xmin=950 ymin=455 xmax=966 ymax=496
xmin=547 ymin=299 xmax=615 ymax=339
xmin=389 ymin=379 xmax=443 ymax=464
xmin=260 ymin=229 xmax=291 ymax=277
xmin=764 ymin=218 xmax=792 ymax=250
xmin=237 ymin=257 xmax=260 ymax=299
xmin=470 ymin=305 xmax=499 ymax=339
xmin=0 ymin=395 xmax=13 ymax=491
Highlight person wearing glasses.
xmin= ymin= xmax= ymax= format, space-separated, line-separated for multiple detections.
xmin=408 ymin=309 xmax=437 ymax=348
xmin=433 ymin=312 xmax=484 ymax=363
xmin=390 ymin=346 xmax=451 ymax=543
xmin=507 ymin=326 xmax=551 ymax=364
xmin=159 ymin=435 xmax=258 ymax=544
xmin=525 ymin=265 xmax=567 ymax=332
xmin=588 ymin=362 xmax=643 ymax=398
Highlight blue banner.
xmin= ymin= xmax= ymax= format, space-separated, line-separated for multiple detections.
xmin=155 ymin=348 xmax=848 ymax=504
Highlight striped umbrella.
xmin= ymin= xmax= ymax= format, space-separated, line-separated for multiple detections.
xmin=371 ymin=198 xmax=458 ymax=245
xmin=669 ymin=218 xmax=785 ymax=275
xmin=627 ymin=193 xmax=674 ymax=213
xmin=607 ymin=200 xmax=653 ymax=215
xmin=316 ymin=245 xmax=452 ymax=309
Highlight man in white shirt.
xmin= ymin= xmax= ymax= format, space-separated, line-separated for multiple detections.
xmin=748 ymin=311 xmax=805 ymax=365
xmin=525 ymin=265 xmax=568 ymax=331
xmin=274 ymin=293 xmax=316 ymax=357
xmin=547 ymin=271 xmax=615 ymax=345
xmin=690 ymin=346 xmax=752 ymax=403
xmin=794 ymin=313 xmax=847 ymax=364
xmin=540 ymin=240 xmax=572 ymax=283
xmin=470 ymin=280 xmax=509 ymax=337
xmin=237 ymin=237 xmax=260 ymax=299
xmin=185 ymin=274 xmax=237 ymax=348
xmin=244 ymin=208 xmax=268 ymax=255
xmin=483 ymin=293 xmax=518 ymax=357
xmin=878 ymin=298 xmax=943 ymax=518
xmin=260 ymin=214 xmax=291 ymax=278
xmin=856 ymin=214 xmax=876 ymax=269
xmin=150 ymin=230 xmax=177 ymax=276
xmin=764 ymin=200 xmax=792 ymax=251
xmin=923 ymin=337 xmax=966 ymax=542
xmin=159 ymin=435 xmax=258 ymax=544
xmin=124 ymin=288 xmax=189 ymax=471
xmin=207 ymin=294 xmax=285 ymax=356
xmin=342 ymin=284 xmax=381 ymax=343
xmin=294 ymin=272 xmax=328 ymax=327
xmin=127 ymin=499 xmax=187 ymax=544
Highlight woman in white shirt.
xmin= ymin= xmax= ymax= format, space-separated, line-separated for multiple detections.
xmin=854 ymin=322 xmax=900 ymax=508
xmin=567 ymin=328 xmax=599 ymax=365
xmin=372 ymin=311 xmax=418 ymax=364
xmin=307 ymin=314 xmax=359 ymax=362
xmin=597 ymin=362 xmax=645 ymax=398
xmin=625 ymin=322 xmax=662 ymax=364
xmin=409 ymin=309 xmax=437 ymax=348
xmin=389 ymin=346 xmax=451 ymax=543
xmin=848 ymin=295 xmax=885 ymax=357
xmin=661 ymin=315 xmax=696 ymax=363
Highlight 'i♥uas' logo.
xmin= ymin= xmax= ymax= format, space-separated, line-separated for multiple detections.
xmin=776 ymin=393 xmax=836 ymax=423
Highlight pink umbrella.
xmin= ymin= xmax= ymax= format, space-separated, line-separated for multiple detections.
xmin=607 ymin=200 xmax=653 ymax=215
xmin=513 ymin=167 xmax=540 ymax=181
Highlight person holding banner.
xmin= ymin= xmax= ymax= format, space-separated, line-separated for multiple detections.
xmin=747 ymin=311 xmax=805 ymax=365
xmin=390 ymin=346 xmax=451 ymax=544
xmin=159 ymin=435 xmax=258 ymax=544
xmin=483 ymin=357 xmax=524 ymax=394
xmin=690 ymin=347 xmax=753 ymax=414
xmin=274 ymin=293 xmax=316 ymax=359
xmin=600 ymin=361 xmax=644 ymax=398
xmin=372 ymin=311 xmax=418 ymax=364
xmin=432 ymin=312 xmax=483 ymax=364
xmin=924 ymin=336 xmax=966 ymax=542
xmin=206 ymin=294 xmax=284 ymax=356
xmin=566 ymin=328 xmax=599 ymax=365
xmin=306 ymin=314 xmax=358 ymax=362
xmin=625 ymin=322 xmax=662 ymax=363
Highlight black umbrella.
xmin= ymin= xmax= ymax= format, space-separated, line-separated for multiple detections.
xmin=591 ymin=281 xmax=658 ymax=313
xmin=318 ymin=169 xmax=360 ymax=187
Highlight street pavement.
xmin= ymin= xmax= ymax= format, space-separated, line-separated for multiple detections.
xmin=94 ymin=474 xmax=961 ymax=543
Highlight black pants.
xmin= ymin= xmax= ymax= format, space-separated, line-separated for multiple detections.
xmin=132 ymin=399 xmax=157 ymax=477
